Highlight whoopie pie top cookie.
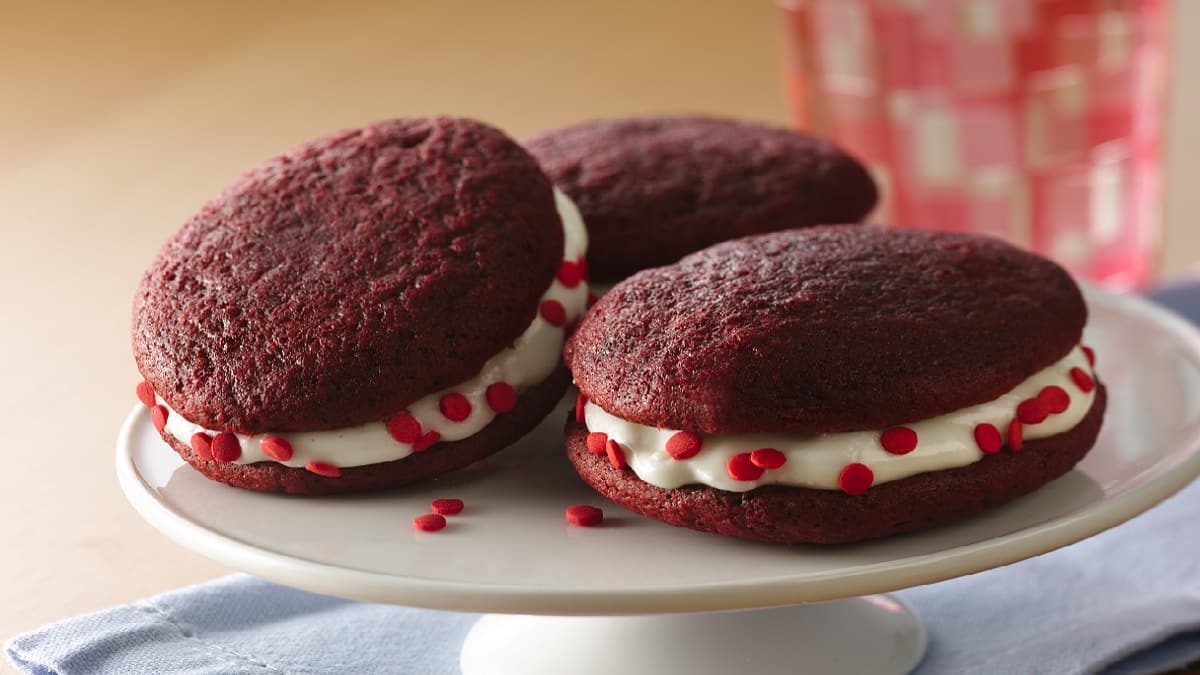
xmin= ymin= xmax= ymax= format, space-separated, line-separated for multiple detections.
xmin=566 ymin=226 xmax=1101 ymax=498
xmin=524 ymin=115 xmax=877 ymax=282
xmin=133 ymin=117 xmax=589 ymax=490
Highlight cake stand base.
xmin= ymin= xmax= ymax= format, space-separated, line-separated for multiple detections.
xmin=459 ymin=595 xmax=926 ymax=675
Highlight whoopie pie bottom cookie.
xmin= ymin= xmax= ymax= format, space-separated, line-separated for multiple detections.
xmin=566 ymin=385 xmax=1105 ymax=545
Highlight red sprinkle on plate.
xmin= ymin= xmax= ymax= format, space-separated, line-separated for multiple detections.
xmin=413 ymin=514 xmax=447 ymax=532
xmin=431 ymin=498 xmax=465 ymax=516
xmin=565 ymin=504 xmax=603 ymax=527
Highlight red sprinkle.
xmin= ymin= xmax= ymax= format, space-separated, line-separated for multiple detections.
xmin=557 ymin=261 xmax=583 ymax=288
xmin=665 ymin=431 xmax=703 ymax=460
xmin=135 ymin=381 xmax=155 ymax=408
xmin=413 ymin=431 xmax=441 ymax=453
xmin=150 ymin=405 xmax=169 ymax=433
xmin=260 ymin=435 xmax=294 ymax=462
xmin=413 ymin=513 xmax=447 ymax=532
xmin=306 ymin=461 xmax=341 ymax=478
xmin=485 ymin=382 xmax=517 ymax=413
xmin=540 ymin=299 xmax=567 ymax=326
xmin=386 ymin=413 xmax=422 ymax=444
xmin=586 ymin=291 xmax=599 ymax=308
xmin=575 ymin=393 xmax=587 ymax=423
xmin=577 ymin=256 xmax=589 ymax=282
xmin=1016 ymin=397 xmax=1050 ymax=425
xmin=431 ymin=498 xmax=464 ymax=515
xmin=1008 ymin=418 xmax=1024 ymax=452
xmin=606 ymin=439 xmax=627 ymax=469
xmin=727 ymin=453 xmax=765 ymax=481
xmin=1038 ymin=385 xmax=1071 ymax=414
xmin=586 ymin=432 xmax=608 ymax=455
xmin=973 ymin=423 xmax=1003 ymax=454
xmin=750 ymin=448 xmax=787 ymax=469
xmin=1082 ymin=345 xmax=1095 ymax=367
xmin=211 ymin=432 xmax=241 ymax=462
xmin=439 ymin=393 xmax=472 ymax=422
xmin=880 ymin=427 xmax=918 ymax=455
xmin=566 ymin=504 xmax=604 ymax=527
xmin=1070 ymin=367 xmax=1095 ymax=393
xmin=839 ymin=463 xmax=874 ymax=495
xmin=191 ymin=433 xmax=213 ymax=460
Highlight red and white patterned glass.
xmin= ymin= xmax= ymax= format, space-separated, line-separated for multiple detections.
xmin=778 ymin=0 xmax=1167 ymax=288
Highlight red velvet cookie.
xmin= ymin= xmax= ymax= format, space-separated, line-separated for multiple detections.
xmin=564 ymin=226 xmax=1104 ymax=544
xmin=133 ymin=117 xmax=590 ymax=493
xmin=524 ymin=115 xmax=877 ymax=282
xmin=566 ymin=226 xmax=1087 ymax=434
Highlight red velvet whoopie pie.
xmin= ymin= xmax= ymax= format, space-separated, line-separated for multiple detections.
xmin=564 ymin=226 xmax=1105 ymax=544
xmin=524 ymin=115 xmax=877 ymax=283
xmin=133 ymin=117 xmax=590 ymax=494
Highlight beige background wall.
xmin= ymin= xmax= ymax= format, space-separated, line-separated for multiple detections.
xmin=1164 ymin=0 xmax=1199 ymax=276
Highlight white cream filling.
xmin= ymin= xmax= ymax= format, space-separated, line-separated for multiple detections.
xmin=584 ymin=346 xmax=1097 ymax=492
xmin=160 ymin=189 xmax=588 ymax=469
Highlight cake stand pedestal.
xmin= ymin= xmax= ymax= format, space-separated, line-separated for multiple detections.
xmin=460 ymin=598 xmax=925 ymax=675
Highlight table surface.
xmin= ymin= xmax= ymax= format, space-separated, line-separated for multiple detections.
xmin=3 ymin=0 xmax=1200 ymax=669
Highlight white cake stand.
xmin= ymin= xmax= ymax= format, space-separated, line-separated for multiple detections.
xmin=117 ymin=288 xmax=1200 ymax=675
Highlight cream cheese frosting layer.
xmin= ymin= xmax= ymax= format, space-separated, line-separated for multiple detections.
xmin=157 ymin=189 xmax=588 ymax=471
xmin=583 ymin=346 xmax=1097 ymax=493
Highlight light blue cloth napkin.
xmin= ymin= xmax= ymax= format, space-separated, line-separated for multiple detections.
xmin=8 ymin=475 xmax=1200 ymax=675
xmin=9 ymin=283 xmax=1200 ymax=675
